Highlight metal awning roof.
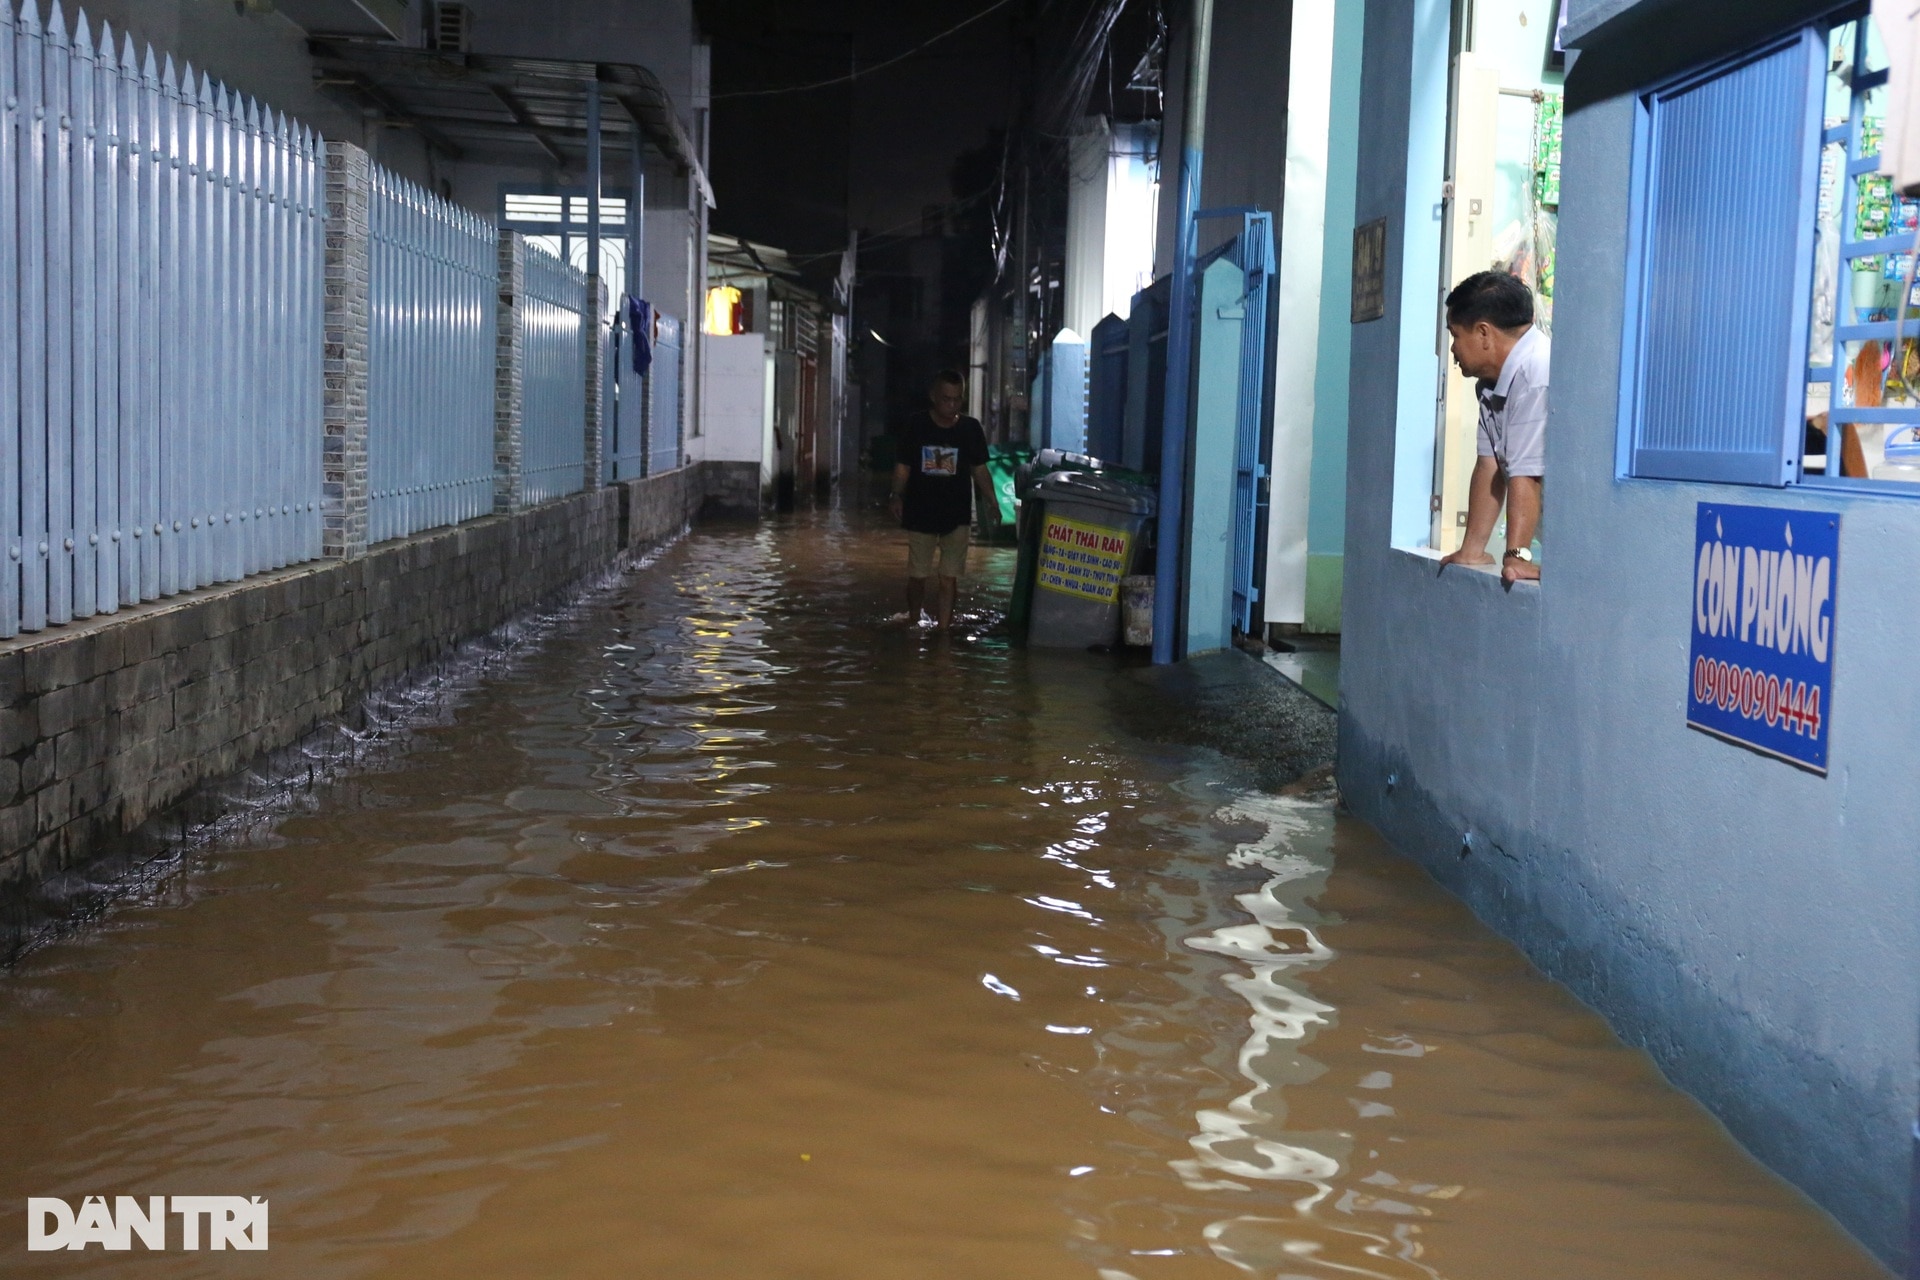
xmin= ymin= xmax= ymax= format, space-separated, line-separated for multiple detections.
xmin=307 ymin=39 xmax=714 ymax=208
xmin=708 ymin=235 xmax=834 ymax=310
xmin=709 ymin=233 xmax=801 ymax=282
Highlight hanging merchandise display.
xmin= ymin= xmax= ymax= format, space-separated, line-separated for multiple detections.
xmin=1858 ymin=172 xmax=1893 ymax=240
xmin=1530 ymin=91 xmax=1562 ymax=327
xmin=1533 ymin=92 xmax=1562 ymax=208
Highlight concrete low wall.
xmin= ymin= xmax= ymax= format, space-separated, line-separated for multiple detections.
xmin=700 ymin=461 xmax=761 ymax=518
xmin=0 ymin=463 xmax=718 ymax=958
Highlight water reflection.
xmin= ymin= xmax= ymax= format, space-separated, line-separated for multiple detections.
xmin=0 ymin=512 xmax=1892 ymax=1280
xmin=1163 ymin=793 xmax=1441 ymax=1280
xmin=1175 ymin=795 xmax=1340 ymax=1197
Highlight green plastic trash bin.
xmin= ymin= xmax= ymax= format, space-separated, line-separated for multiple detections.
xmin=983 ymin=445 xmax=1028 ymax=539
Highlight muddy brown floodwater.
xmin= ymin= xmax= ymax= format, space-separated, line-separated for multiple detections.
xmin=0 ymin=512 xmax=1891 ymax=1279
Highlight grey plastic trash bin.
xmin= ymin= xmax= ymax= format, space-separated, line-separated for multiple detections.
xmin=1026 ymin=471 xmax=1156 ymax=649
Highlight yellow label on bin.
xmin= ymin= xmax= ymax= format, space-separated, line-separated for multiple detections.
xmin=1036 ymin=515 xmax=1131 ymax=604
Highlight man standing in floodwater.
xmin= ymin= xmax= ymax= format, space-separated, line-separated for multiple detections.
xmin=889 ymin=369 xmax=1000 ymax=631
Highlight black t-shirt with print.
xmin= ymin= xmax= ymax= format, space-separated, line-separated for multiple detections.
xmin=897 ymin=412 xmax=989 ymax=534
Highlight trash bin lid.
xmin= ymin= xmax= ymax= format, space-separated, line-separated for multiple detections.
xmin=1034 ymin=447 xmax=1105 ymax=471
xmin=1032 ymin=469 xmax=1157 ymax=516
xmin=1016 ymin=449 xmax=1102 ymax=499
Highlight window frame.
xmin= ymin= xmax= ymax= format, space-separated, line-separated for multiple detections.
xmin=1617 ymin=5 xmax=1920 ymax=498
xmin=1616 ymin=26 xmax=1827 ymax=488
xmin=496 ymin=182 xmax=636 ymax=313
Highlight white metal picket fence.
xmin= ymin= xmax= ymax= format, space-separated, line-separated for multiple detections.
xmin=367 ymin=167 xmax=496 ymax=544
xmin=0 ymin=1 xmax=324 ymax=640
xmin=647 ymin=313 xmax=682 ymax=475
xmin=520 ymin=242 xmax=587 ymax=505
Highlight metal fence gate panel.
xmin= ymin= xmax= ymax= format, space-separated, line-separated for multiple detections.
xmin=605 ymin=305 xmax=646 ymax=482
xmin=1 ymin=1 xmax=323 ymax=640
xmin=1229 ymin=212 xmax=1275 ymax=635
xmin=520 ymin=240 xmax=588 ymax=505
xmin=1088 ymin=313 xmax=1129 ymax=464
xmin=647 ymin=313 xmax=681 ymax=475
xmin=367 ymin=166 xmax=496 ymax=544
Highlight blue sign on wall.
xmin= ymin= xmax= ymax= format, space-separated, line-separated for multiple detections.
xmin=1688 ymin=503 xmax=1839 ymax=773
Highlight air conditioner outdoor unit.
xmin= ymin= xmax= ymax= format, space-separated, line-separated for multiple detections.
xmin=433 ymin=3 xmax=471 ymax=54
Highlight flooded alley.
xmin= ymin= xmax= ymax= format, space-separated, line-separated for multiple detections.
xmin=0 ymin=515 xmax=1889 ymax=1279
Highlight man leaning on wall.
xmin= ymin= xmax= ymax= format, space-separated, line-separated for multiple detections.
xmin=1438 ymin=270 xmax=1549 ymax=585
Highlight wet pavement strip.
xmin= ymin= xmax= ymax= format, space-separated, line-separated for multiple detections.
xmin=0 ymin=510 xmax=1890 ymax=1278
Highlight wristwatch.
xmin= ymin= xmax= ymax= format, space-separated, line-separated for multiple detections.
xmin=1503 ymin=546 xmax=1534 ymax=563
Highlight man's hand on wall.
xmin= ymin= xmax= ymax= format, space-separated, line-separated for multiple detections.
xmin=1500 ymin=476 xmax=1543 ymax=586
xmin=1439 ymin=545 xmax=1496 ymax=569
xmin=1440 ymin=457 xmax=1506 ymax=572
xmin=1501 ymin=555 xmax=1540 ymax=585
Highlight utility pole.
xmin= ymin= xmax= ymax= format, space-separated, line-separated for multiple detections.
xmin=1015 ymin=162 xmax=1031 ymax=446
xmin=1152 ymin=0 xmax=1214 ymax=665
xmin=1006 ymin=0 xmax=1038 ymax=448
xmin=846 ymin=32 xmax=856 ymax=248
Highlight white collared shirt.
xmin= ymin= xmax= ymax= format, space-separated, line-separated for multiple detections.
xmin=1475 ymin=324 xmax=1550 ymax=478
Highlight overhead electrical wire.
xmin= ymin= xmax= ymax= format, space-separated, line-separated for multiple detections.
xmin=981 ymin=0 xmax=1138 ymax=288
xmin=1039 ymin=0 xmax=1131 ymax=134
xmin=776 ymin=180 xmax=1002 ymax=264
xmin=713 ymin=0 xmax=1020 ymax=100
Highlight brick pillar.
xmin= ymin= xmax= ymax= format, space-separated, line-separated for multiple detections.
xmin=322 ymin=141 xmax=370 ymax=559
xmin=494 ymin=230 xmax=526 ymax=514
xmin=583 ymin=274 xmax=606 ymax=492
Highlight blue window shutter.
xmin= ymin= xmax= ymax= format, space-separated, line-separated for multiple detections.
xmin=1627 ymin=30 xmax=1824 ymax=485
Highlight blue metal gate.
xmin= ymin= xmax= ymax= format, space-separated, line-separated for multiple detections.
xmin=1227 ymin=212 xmax=1274 ymax=634
xmin=607 ymin=303 xmax=646 ymax=481
xmin=1087 ymin=313 xmax=1129 ymax=463
xmin=1164 ymin=207 xmax=1277 ymax=657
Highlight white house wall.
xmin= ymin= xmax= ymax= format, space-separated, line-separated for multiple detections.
xmin=1104 ymin=123 xmax=1159 ymax=322
xmin=1067 ymin=119 xmax=1160 ymax=368
xmin=1065 ymin=120 xmax=1112 ymax=340
xmin=75 ymin=0 xmax=428 ymax=178
xmin=699 ymin=334 xmax=770 ymax=470
xmin=1262 ymin=0 xmax=1341 ymax=627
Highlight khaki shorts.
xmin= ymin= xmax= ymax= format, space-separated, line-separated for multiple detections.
xmin=906 ymin=526 xmax=971 ymax=579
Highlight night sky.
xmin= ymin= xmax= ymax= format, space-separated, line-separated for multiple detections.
xmin=695 ymin=0 xmax=1017 ymax=261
